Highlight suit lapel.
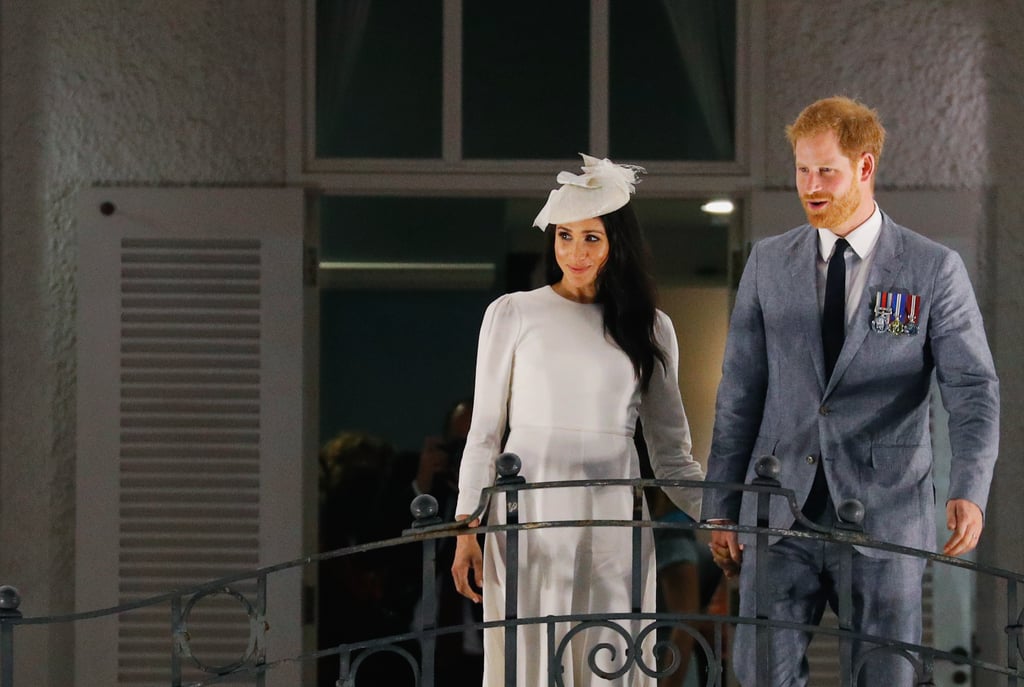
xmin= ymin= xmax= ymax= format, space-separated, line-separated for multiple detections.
xmin=825 ymin=215 xmax=904 ymax=395
xmin=788 ymin=228 xmax=828 ymax=392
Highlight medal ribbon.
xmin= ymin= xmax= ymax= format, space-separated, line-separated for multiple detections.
xmin=907 ymin=294 xmax=920 ymax=323
xmin=893 ymin=292 xmax=905 ymax=325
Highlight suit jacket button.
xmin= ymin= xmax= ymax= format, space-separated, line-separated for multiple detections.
xmin=819 ymin=405 xmax=830 ymax=415
xmin=806 ymin=455 xmax=816 ymax=465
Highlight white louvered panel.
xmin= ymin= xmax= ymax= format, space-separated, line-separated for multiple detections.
xmin=118 ymin=238 xmax=263 ymax=686
xmin=77 ymin=187 xmax=309 ymax=687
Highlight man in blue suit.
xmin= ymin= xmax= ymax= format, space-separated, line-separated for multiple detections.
xmin=701 ymin=96 xmax=999 ymax=685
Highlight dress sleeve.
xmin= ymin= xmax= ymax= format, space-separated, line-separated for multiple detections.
xmin=455 ymin=294 xmax=522 ymax=517
xmin=639 ymin=310 xmax=705 ymax=518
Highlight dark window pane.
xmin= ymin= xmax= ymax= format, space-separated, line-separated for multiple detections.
xmin=320 ymin=289 xmax=487 ymax=450
xmin=319 ymin=196 xmax=511 ymax=263
xmin=609 ymin=0 xmax=736 ymax=161
xmin=316 ymin=0 xmax=443 ymax=158
xmin=463 ymin=1 xmax=589 ymax=159
xmin=318 ymin=196 xmax=548 ymax=454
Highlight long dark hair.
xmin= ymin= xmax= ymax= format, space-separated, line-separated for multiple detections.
xmin=544 ymin=203 xmax=666 ymax=391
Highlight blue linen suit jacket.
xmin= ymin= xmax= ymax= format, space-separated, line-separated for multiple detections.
xmin=700 ymin=212 xmax=999 ymax=554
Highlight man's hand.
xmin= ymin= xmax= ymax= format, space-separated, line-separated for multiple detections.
xmin=708 ymin=522 xmax=743 ymax=578
xmin=943 ymin=499 xmax=983 ymax=556
xmin=451 ymin=516 xmax=484 ymax=603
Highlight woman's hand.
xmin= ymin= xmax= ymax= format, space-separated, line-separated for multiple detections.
xmin=451 ymin=516 xmax=484 ymax=603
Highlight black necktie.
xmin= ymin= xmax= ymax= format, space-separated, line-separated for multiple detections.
xmin=822 ymin=238 xmax=848 ymax=380
xmin=804 ymin=238 xmax=848 ymax=523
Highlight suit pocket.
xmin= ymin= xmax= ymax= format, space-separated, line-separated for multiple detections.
xmin=869 ymin=445 xmax=931 ymax=486
xmin=863 ymin=445 xmax=934 ymax=544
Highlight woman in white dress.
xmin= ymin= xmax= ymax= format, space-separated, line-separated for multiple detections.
xmin=451 ymin=155 xmax=705 ymax=687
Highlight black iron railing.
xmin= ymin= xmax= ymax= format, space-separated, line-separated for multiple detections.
xmin=2 ymin=454 xmax=1023 ymax=685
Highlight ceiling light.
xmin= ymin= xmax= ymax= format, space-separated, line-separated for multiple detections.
xmin=701 ymin=199 xmax=735 ymax=215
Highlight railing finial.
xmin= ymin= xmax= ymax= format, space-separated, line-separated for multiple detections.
xmin=496 ymin=452 xmax=522 ymax=479
xmin=410 ymin=494 xmax=442 ymax=527
xmin=753 ymin=455 xmax=781 ymax=482
xmin=0 ymin=586 xmax=20 ymax=614
xmin=836 ymin=499 xmax=865 ymax=529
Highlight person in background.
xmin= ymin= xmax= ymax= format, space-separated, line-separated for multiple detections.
xmin=412 ymin=397 xmax=473 ymax=516
xmin=318 ymin=431 xmax=418 ymax=686
xmin=408 ymin=398 xmax=485 ymax=687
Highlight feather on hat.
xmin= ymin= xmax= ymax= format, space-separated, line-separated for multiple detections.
xmin=532 ymin=153 xmax=645 ymax=230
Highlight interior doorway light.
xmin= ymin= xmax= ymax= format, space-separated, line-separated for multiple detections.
xmin=701 ymin=199 xmax=735 ymax=215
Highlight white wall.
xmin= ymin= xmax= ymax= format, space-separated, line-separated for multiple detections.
xmin=977 ymin=3 xmax=1024 ymax=682
xmin=660 ymin=287 xmax=730 ymax=467
xmin=761 ymin=0 xmax=990 ymax=189
xmin=0 ymin=2 xmax=286 ymax=684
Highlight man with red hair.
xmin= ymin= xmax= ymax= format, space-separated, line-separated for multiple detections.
xmin=702 ymin=96 xmax=999 ymax=685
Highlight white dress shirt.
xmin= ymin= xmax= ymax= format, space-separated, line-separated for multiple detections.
xmin=816 ymin=203 xmax=883 ymax=330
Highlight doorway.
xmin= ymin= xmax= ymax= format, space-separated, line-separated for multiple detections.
xmin=314 ymin=193 xmax=737 ymax=686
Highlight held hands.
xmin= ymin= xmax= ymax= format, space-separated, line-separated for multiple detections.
xmin=451 ymin=516 xmax=484 ymax=603
xmin=944 ymin=498 xmax=984 ymax=556
xmin=708 ymin=525 xmax=743 ymax=578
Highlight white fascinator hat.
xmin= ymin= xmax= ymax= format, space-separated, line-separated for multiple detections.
xmin=532 ymin=153 xmax=646 ymax=230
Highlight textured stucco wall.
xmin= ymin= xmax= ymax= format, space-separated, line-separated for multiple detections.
xmin=975 ymin=1 xmax=1024 ymax=681
xmin=0 ymin=1 xmax=285 ymax=684
xmin=762 ymin=0 xmax=989 ymax=189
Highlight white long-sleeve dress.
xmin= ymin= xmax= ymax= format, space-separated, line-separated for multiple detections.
xmin=455 ymin=286 xmax=704 ymax=687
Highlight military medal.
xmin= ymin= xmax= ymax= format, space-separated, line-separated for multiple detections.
xmin=905 ymin=294 xmax=920 ymax=335
xmin=872 ymin=290 xmax=922 ymax=336
xmin=872 ymin=291 xmax=893 ymax=333
xmin=887 ymin=292 xmax=905 ymax=335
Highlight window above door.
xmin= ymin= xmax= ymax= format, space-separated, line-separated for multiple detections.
xmin=301 ymin=0 xmax=748 ymax=185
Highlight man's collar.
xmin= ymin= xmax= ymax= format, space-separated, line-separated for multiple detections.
xmin=817 ymin=203 xmax=882 ymax=260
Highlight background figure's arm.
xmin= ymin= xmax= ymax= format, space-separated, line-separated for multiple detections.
xmin=657 ymin=560 xmax=700 ymax=686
